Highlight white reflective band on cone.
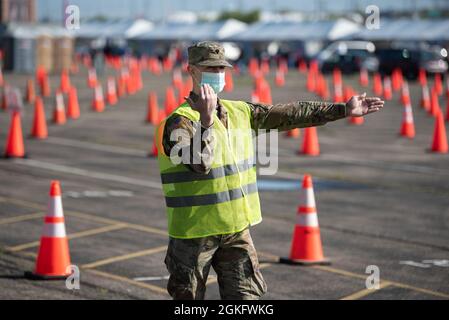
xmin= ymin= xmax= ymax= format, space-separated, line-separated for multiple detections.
xmin=297 ymin=213 xmax=319 ymax=227
xmin=43 ymin=222 xmax=67 ymax=237
xmin=47 ymin=197 xmax=64 ymax=217
xmin=299 ymin=188 xmax=316 ymax=208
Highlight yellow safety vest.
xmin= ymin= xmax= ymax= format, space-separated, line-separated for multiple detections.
xmin=156 ymin=100 xmax=262 ymax=239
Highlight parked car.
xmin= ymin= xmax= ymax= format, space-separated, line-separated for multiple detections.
xmin=376 ymin=47 xmax=448 ymax=79
xmin=316 ymin=41 xmax=379 ymax=74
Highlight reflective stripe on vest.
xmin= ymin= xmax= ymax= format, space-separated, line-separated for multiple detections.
xmin=160 ymin=158 xmax=255 ymax=184
xmin=165 ymin=182 xmax=258 ymax=208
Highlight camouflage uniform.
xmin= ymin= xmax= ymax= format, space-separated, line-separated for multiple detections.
xmin=162 ymin=41 xmax=348 ymax=300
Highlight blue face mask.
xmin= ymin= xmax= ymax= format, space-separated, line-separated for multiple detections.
xmin=200 ymin=71 xmax=226 ymax=94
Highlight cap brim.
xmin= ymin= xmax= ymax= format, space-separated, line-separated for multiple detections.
xmin=196 ymin=60 xmax=233 ymax=68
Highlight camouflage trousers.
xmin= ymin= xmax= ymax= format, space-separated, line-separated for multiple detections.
xmin=164 ymin=228 xmax=267 ymax=300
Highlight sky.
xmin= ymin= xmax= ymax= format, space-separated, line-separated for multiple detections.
xmin=37 ymin=0 xmax=447 ymax=22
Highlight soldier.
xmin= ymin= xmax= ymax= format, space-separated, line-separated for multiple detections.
xmin=156 ymin=41 xmax=384 ymax=300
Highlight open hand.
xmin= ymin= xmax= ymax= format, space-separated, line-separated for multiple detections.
xmin=346 ymin=93 xmax=384 ymax=117
xmin=185 ymin=84 xmax=216 ymax=127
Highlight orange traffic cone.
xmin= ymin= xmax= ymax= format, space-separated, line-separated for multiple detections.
xmin=285 ymin=128 xmax=300 ymax=138
xmin=41 ymin=76 xmax=51 ymax=97
xmin=59 ymin=69 xmax=71 ymax=94
xmin=149 ymin=140 xmax=158 ymax=158
xmin=53 ymin=91 xmax=66 ymax=125
xmin=400 ymin=103 xmax=415 ymax=139
xmin=392 ymin=68 xmax=403 ymax=92
xmin=359 ymin=68 xmax=369 ymax=87
xmin=165 ymin=86 xmax=177 ymax=114
xmin=67 ymin=87 xmax=80 ymax=120
xmin=383 ymin=76 xmax=392 ymax=100
xmin=224 ymin=70 xmax=234 ymax=92
xmin=300 ymin=127 xmax=320 ymax=156
xmin=434 ymin=73 xmax=443 ymax=96
xmin=430 ymin=88 xmax=440 ymax=117
xmin=275 ymin=69 xmax=285 ymax=87
xmin=25 ymin=78 xmax=36 ymax=104
xmin=25 ymin=181 xmax=72 ymax=280
xmin=421 ymin=84 xmax=430 ymax=111
xmin=306 ymin=69 xmax=316 ymax=92
xmin=92 ymin=85 xmax=105 ymax=112
xmin=146 ymin=92 xmax=159 ymax=125
xmin=106 ymin=77 xmax=118 ymax=106
xmin=87 ymin=69 xmax=97 ymax=88
xmin=280 ymin=174 xmax=330 ymax=265
xmin=418 ymin=68 xmax=427 ymax=87
xmin=400 ymin=81 xmax=410 ymax=106
xmin=348 ymin=116 xmax=365 ymax=125
xmin=373 ymin=73 xmax=383 ymax=96
xmin=4 ymin=111 xmax=26 ymax=158
xmin=431 ymin=110 xmax=448 ymax=153
xmin=31 ymin=97 xmax=48 ymax=139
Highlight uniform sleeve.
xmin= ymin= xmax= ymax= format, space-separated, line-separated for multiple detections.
xmin=246 ymin=101 xmax=347 ymax=133
xmin=162 ymin=115 xmax=215 ymax=175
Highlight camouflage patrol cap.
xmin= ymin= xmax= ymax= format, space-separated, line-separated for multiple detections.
xmin=188 ymin=41 xmax=233 ymax=68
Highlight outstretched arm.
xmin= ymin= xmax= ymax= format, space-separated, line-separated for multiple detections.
xmin=248 ymin=94 xmax=384 ymax=133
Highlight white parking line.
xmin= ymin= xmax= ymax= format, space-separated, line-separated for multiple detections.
xmin=12 ymin=158 xmax=162 ymax=190
xmin=44 ymin=137 xmax=148 ymax=157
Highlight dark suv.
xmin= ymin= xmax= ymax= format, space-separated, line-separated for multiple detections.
xmin=376 ymin=47 xmax=448 ymax=79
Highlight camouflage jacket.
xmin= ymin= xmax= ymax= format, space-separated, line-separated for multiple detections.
xmin=162 ymin=91 xmax=347 ymax=174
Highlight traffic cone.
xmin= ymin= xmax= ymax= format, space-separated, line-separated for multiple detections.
xmin=92 ymin=85 xmax=105 ymax=112
xmin=4 ymin=111 xmax=26 ymax=158
xmin=392 ymin=68 xmax=403 ymax=92
xmin=165 ymin=86 xmax=177 ymax=114
xmin=106 ymin=77 xmax=118 ymax=106
xmin=298 ymin=59 xmax=307 ymax=73
xmin=421 ymin=84 xmax=431 ymax=111
xmin=373 ymin=73 xmax=383 ymax=96
xmin=251 ymin=90 xmax=259 ymax=103
xmin=25 ymin=181 xmax=72 ymax=280
xmin=67 ymin=87 xmax=80 ymax=120
xmin=400 ymin=103 xmax=415 ymax=139
xmin=53 ymin=91 xmax=66 ymax=125
xmin=431 ymin=110 xmax=448 ymax=154
xmin=25 ymin=78 xmax=36 ymax=104
xmin=87 ymin=68 xmax=97 ymax=88
xmin=300 ymin=127 xmax=320 ymax=156
xmin=224 ymin=69 xmax=236 ymax=91
xmin=418 ymin=68 xmax=427 ymax=87
xmin=434 ymin=73 xmax=443 ymax=96
xmin=275 ymin=69 xmax=285 ymax=87
xmin=349 ymin=116 xmax=365 ymax=125
xmin=306 ymin=68 xmax=316 ymax=92
xmin=279 ymin=174 xmax=330 ymax=265
xmin=59 ymin=69 xmax=71 ymax=94
xmin=285 ymin=128 xmax=300 ymax=138
xmin=430 ymin=88 xmax=440 ymax=117
xmin=400 ymin=81 xmax=410 ymax=106
xmin=383 ymin=76 xmax=392 ymax=100
xmin=42 ymin=76 xmax=51 ymax=97
xmin=149 ymin=140 xmax=158 ymax=158
xmin=31 ymin=97 xmax=48 ymax=139
xmin=146 ymin=92 xmax=159 ymax=125
xmin=359 ymin=68 xmax=369 ymax=87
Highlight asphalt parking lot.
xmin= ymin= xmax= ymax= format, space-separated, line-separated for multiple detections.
xmin=0 ymin=65 xmax=448 ymax=300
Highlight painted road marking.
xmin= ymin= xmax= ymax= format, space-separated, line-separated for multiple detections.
xmin=6 ymin=224 xmax=127 ymax=252
xmin=65 ymin=190 xmax=134 ymax=199
xmin=134 ymin=276 xmax=170 ymax=282
xmin=340 ymin=282 xmax=392 ymax=300
xmin=82 ymin=245 xmax=167 ymax=269
xmin=85 ymin=268 xmax=169 ymax=296
xmin=44 ymin=137 xmax=148 ymax=157
xmin=0 ymin=212 xmax=45 ymax=225
xmin=11 ymin=158 xmax=162 ymax=190
xmin=0 ymin=196 xmax=167 ymax=237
